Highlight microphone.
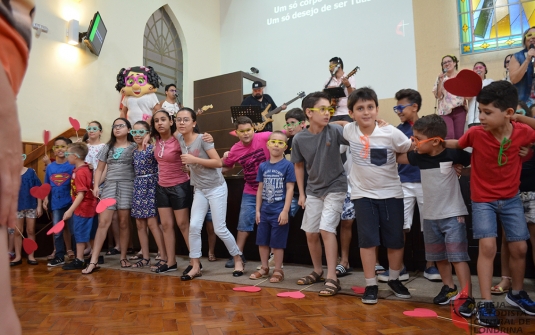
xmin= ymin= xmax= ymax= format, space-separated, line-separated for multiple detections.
xmin=331 ymin=64 xmax=340 ymax=76
xmin=531 ymin=44 xmax=535 ymax=63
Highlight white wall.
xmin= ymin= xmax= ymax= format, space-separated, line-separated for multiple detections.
xmin=19 ymin=0 xmax=221 ymax=142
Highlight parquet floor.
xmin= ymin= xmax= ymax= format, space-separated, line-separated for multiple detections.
xmin=11 ymin=264 xmax=535 ymax=334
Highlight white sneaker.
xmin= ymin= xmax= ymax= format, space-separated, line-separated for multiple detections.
xmin=256 ymin=253 xmax=283 ymax=269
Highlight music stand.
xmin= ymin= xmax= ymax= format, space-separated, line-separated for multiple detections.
xmin=230 ymin=106 xmax=263 ymax=124
xmin=323 ymin=87 xmax=346 ymax=99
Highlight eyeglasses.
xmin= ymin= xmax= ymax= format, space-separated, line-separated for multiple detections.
xmin=112 ymin=124 xmax=127 ymax=129
xmin=267 ymin=139 xmax=286 ymax=147
xmin=52 ymin=145 xmax=67 ymax=150
xmin=64 ymin=151 xmax=80 ymax=158
xmin=360 ymin=135 xmax=370 ymax=159
xmin=175 ymin=117 xmax=191 ymax=124
xmin=410 ymin=136 xmax=444 ymax=147
xmin=283 ymin=121 xmax=302 ymax=129
xmin=86 ymin=126 xmax=101 ymax=132
xmin=309 ymin=107 xmax=335 ymax=116
xmin=130 ymin=129 xmax=149 ymax=136
xmin=516 ymin=108 xmax=526 ymax=116
xmin=393 ymin=104 xmax=413 ymax=114
xmin=442 ymin=60 xmax=454 ymax=65
xmin=124 ymin=74 xmax=148 ymax=87
xmin=525 ymin=32 xmax=535 ymax=39
xmin=498 ymin=137 xmax=511 ymax=167
xmin=236 ymin=128 xmax=254 ymax=134
xmin=168 ymin=89 xmax=177 ymax=92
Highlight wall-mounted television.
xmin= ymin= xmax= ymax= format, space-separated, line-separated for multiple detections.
xmin=80 ymin=12 xmax=107 ymax=56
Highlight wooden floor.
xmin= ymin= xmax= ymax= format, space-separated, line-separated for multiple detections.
xmin=11 ymin=263 xmax=535 ymax=335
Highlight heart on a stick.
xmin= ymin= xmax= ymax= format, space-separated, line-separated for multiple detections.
xmin=30 ymin=183 xmax=51 ymax=200
xmin=351 ymin=286 xmax=366 ymax=294
xmin=277 ymin=291 xmax=305 ymax=299
xmin=96 ymin=198 xmax=117 ymax=213
xmin=69 ymin=117 xmax=81 ymax=131
xmin=403 ymin=308 xmax=438 ymax=318
xmin=23 ymin=238 xmax=38 ymax=254
xmin=232 ymin=286 xmax=262 ymax=292
xmin=443 ymin=69 xmax=482 ymax=98
xmin=43 ymin=130 xmax=50 ymax=145
xmin=47 ymin=220 xmax=65 ymax=235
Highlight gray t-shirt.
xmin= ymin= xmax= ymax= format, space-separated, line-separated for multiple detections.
xmin=177 ymin=134 xmax=224 ymax=189
xmin=291 ymin=123 xmax=348 ymax=197
xmin=96 ymin=142 xmax=136 ymax=181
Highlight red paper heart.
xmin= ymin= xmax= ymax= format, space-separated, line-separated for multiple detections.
xmin=277 ymin=291 xmax=305 ymax=299
xmin=229 ymin=130 xmax=237 ymax=137
xmin=30 ymin=183 xmax=51 ymax=200
xmin=232 ymin=286 xmax=262 ymax=292
xmin=43 ymin=130 xmax=50 ymax=145
xmin=443 ymin=69 xmax=482 ymax=98
xmin=69 ymin=117 xmax=80 ymax=131
xmin=47 ymin=220 xmax=65 ymax=235
xmin=22 ymin=238 xmax=38 ymax=254
xmin=96 ymin=198 xmax=117 ymax=213
xmin=403 ymin=308 xmax=438 ymax=318
xmin=351 ymin=286 xmax=366 ymax=294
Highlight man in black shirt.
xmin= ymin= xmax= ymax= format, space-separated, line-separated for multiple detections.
xmin=241 ymin=81 xmax=286 ymax=132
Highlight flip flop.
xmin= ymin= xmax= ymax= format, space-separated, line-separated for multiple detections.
xmin=335 ymin=264 xmax=352 ymax=277
xmin=490 ymin=284 xmax=508 ymax=295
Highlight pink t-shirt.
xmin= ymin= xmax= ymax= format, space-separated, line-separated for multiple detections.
xmin=223 ymin=132 xmax=271 ymax=195
xmin=155 ymin=136 xmax=189 ymax=187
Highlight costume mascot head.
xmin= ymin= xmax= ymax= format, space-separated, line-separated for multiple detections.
xmin=116 ymin=65 xmax=162 ymax=124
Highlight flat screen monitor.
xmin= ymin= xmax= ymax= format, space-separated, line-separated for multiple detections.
xmin=83 ymin=12 xmax=107 ymax=56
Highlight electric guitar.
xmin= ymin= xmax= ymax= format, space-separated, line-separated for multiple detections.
xmin=329 ymin=66 xmax=360 ymax=110
xmin=254 ymin=91 xmax=306 ymax=131
xmin=196 ymin=104 xmax=213 ymax=115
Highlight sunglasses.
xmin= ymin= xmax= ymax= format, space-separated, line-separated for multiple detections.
xmin=86 ymin=126 xmax=101 ymax=132
xmin=283 ymin=121 xmax=302 ymax=129
xmin=130 ymin=129 xmax=149 ymax=136
xmin=309 ymin=107 xmax=335 ymax=116
xmin=498 ymin=137 xmax=511 ymax=167
xmin=64 ymin=151 xmax=80 ymax=158
xmin=267 ymin=139 xmax=286 ymax=147
xmin=526 ymin=32 xmax=535 ymax=39
xmin=393 ymin=104 xmax=413 ymax=114
xmin=237 ymin=128 xmax=254 ymax=134
xmin=516 ymin=109 xmax=526 ymax=116
xmin=52 ymin=145 xmax=68 ymax=150
xmin=411 ymin=136 xmax=444 ymax=147
xmin=124 ymin=74 xmax=148 ymax=87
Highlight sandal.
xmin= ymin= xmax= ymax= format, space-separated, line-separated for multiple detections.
xmin=131 ymin=258 xmax=150 ymax=268
xmin=491 ymin=276 xmax=512 ymax=295
xmin=155 ymin=252 xmax=161 ymax=261
xmin=297 ymin=271 xmax=324 ymax=285
xmin=250 ymin=266 xmax=269 ymax=280
xmin=318 ymin=278 xmax=341 ymax=297
xmin=208 ymin=254 xmax=217 ymax=262
xmin=151 ymin=260 xmax=166 ymax=272
xmin=270 ymin=269 xmax=284 ymax=283
xmin=67 ymin=250 xmax=75 ymax=260
xmin=82 ymin=262 xmax=100 ymax=274
xmin=336 ymin=264 xmax=353 ymax=277
xmin=120 ymin=259 xmax=132 ymax=268
xmin=106 ymin=248 xmax=120 ymax=255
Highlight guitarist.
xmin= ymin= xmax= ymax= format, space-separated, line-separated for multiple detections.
xmin=241 ymin=81 xmax=286 ymax=132
xmin=324 ymin=57 xmax=355 ymax=122
xmin=159 ymin=83 xmax=182 ymax=117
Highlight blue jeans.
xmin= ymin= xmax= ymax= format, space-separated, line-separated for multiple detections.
xmin=237 ymin=193 xmax=257 ymax=232
xmin=52 ymin=207 xmax=73 ymax=259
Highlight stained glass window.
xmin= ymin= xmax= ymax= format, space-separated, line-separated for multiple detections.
xmin=458 ymin=0 xmax=535 ymax=54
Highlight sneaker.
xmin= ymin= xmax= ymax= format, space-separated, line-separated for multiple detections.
xmin=456 ymin=296 xmax=476 ymax=317
xmin=47 ymin=257 xmax=65 ymax=267
xmin=378 ymin=267 xmax=409 ymax=282
xmin=256 ymin=253 xmax=284 ymax=270
xmin=225 ymin=254 xmax=246 ymax=268
xmin=362 ymin=285 xmax=378 ymax=304
xmin=506 ymin=290 xmax=535 ymax=316
xmin=388 ymin=279 xmax=411 ymax=299
xmin=62 ymin=258 xmax=85 ymax=270
xmin=476 ymin=301 xmax=500 ymax=327
xmin=433 ymin=285 xmax=458 ymax=305
xmin=424 ymin=266 xmax=442 ymax=282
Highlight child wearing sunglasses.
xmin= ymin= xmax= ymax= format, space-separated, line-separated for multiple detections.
xmin=251 ymin=131 xmax=295 ymax=283
xmin=45 ymin=137 xmax=75 ymax=267
xmin=61 ymin=143 xmax=97 ymax=270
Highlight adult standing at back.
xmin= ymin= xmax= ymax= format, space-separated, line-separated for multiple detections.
xmin=509 ymin=27 xmax=535 ymax=106
xmin=241 ymin=81 xmax=286 ymax=132
xmin=160 ymin=84 xmax=182 ymax=117
xmin=324 ymin=57 xmax=356 ymax=123
xmin=466 ymin=62 xmax=493 ymax=129
xmin=433 ymin=55 xmax=467 ymax=140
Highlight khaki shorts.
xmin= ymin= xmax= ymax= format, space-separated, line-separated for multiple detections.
xmin=301 ymin=192 xmax=345 ymax=234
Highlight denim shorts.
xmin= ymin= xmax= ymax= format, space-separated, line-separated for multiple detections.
xmin=472 ymin=194 xmax=530 ymax=242
xmin=73 ymin=214 xmax=93 ymax=243
xmin=353 ymin=197 xmax=405 ymax=249
xmin=423 ymin=216 xmax=470 ymax=262
xmin=237 ymin=193 xmax=256 ymax=232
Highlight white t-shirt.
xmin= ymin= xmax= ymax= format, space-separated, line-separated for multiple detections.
xmin=123 ymin=93 xmax=159 ymax=124
xmin=466 ymin=78 xmax=493 ymax=127
xmin=161 ymin=100 xmax=180 ymax=116
xmin=343 ymin=123 xmax=412 ymax=199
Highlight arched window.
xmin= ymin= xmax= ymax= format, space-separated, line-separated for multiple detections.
xmin=459 ymin=0 xmax=535 ymax=54
xmin=143 ymin=7 xmax=183 ymax=101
